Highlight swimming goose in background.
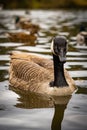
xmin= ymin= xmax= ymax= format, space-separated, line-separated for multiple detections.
xmin=15 ymin=16 xmax=40 ymax=34
xmin=76 ymin=25 xmax=87 ymax=45
xmin=6 ymin=31 xmax=37 ymax=44
xmin=15 ymin=15 xmax=31 ymax=29
xmin=9 ymin=36 xmax=77 ymax=98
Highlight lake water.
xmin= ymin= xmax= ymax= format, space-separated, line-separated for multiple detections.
xmin=0 ymin=9 xmax=87 ymax=130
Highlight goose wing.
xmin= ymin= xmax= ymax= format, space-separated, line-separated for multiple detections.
xmin=9 ymin=52 xmax=53 ymax=88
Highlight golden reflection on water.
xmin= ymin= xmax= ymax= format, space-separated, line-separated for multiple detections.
xmin=10 ymin=87 xmax=54 ymax=109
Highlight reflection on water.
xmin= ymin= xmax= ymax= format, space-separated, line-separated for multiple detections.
xmin=0 ymin=10 xmax=87 ymax=130
xmin=9 ymin=86 xmax=72 ymax=130
xmin=51 ymin=96 xmax=71 ymax=130
xmin=52 ymin=104 xmax=67 ymax=130
xmin=10 ymin=87 xmax=54 ymax=109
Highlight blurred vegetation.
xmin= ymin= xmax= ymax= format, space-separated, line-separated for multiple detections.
xmin=0 ymin=0 xmax=87 ymax=9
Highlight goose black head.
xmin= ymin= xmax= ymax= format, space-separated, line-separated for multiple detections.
xmin=51 ymin=36 xmax=68 ymax=63
xmin=15 ymin=16 xmax=20 ymax=24
xmin=79 ymin=25 xmax=86 ymax=32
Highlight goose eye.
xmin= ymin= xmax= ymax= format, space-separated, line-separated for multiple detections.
xmin=64 ymin=48 xmax=66 ymax=52
xmin=56 ymin=46 xmax=60 ymax=54
xmin=57 ymin=48 xmax=60 ymax=52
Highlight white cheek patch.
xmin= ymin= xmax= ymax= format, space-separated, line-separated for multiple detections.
xmin=51 ymin=40 xmax=56 ymax=55
xmin=51 ymin=40 xmax=53 ymax=52
xmin=51 ymin=40 xmax=58 ymax=56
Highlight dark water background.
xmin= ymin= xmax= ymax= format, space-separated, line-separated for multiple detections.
xmin=0 ymin=10 xmax=87 ymax=130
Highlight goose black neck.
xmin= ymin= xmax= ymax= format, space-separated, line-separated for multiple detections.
xmin=53 ymin=54 xmax=68 ymax=87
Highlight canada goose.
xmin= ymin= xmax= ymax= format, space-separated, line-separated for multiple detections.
xmin=76 ymin=25 xmax=87 ymax=45
xmin=6 ymin=31 xmax=37 ymax=44
xmin=15 ymin=15 xmax=31 ymax=29
xmin=9 ymin=36 xmax=77 ymax=97
xmin=15 ymin=16 xmax=40 ymax=34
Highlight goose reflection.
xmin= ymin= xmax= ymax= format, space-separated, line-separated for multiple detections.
xmin=10 ymin=87 xmax=71 ymax=130
xmin=51 ymin=96 xmax=71 ymax=130
xmin=9 ymin=87 xmax=54 ymax=108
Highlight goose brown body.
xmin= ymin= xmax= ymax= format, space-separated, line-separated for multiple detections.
xmin=9 ymin=51 xmax=77 ymax=97
xmin=19 ymin=21 xmax=40 ymax=34
xmin=6 ymin=32 xmax=37 ymax=44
